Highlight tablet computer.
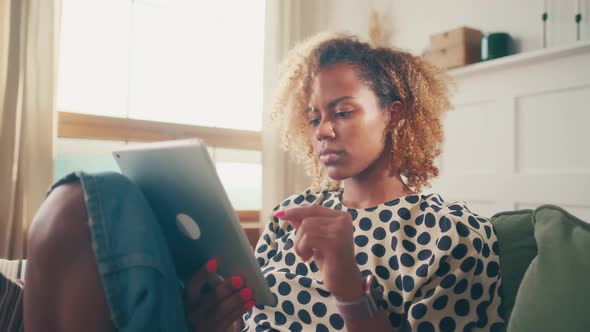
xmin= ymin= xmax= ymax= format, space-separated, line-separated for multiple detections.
xmin=113 ymin=138 xmax=273 ymax=305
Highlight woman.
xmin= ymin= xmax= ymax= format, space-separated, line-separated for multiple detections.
xmin=24 ymin=33 xmax=504 ymax=332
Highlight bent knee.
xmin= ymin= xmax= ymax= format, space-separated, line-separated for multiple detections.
xmin=27 ymin=182 xmax=90 ymax=263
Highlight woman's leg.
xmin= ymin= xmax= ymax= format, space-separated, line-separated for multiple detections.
xmin=24 ymin=182 xmax=114 ymax=331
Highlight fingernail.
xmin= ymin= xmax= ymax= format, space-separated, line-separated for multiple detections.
xmin=273 ymin=210 xmax=286 ymax=219
xmin=244 ymin=300 xmax=255 ymax=309
xmin=206 ymin=259 xmax=218 ymax=273
xmin=231 ymin=276 xmax=244 ymax=289
xmin=240 ymin=288 xmax=253 ymax=300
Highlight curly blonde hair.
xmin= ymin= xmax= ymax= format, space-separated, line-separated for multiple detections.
xmin=271 ymin=32 xmax=453 ymax=193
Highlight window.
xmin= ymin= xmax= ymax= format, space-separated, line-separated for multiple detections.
xmin=56 ymin=0 xmax=265 ymax=210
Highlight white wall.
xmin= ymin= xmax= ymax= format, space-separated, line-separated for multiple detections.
xmin=371 ymin=0 xmax=590 ymax=55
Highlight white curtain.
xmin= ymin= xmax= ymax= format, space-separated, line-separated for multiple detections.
xmin=0 ymin=0 xmax=61 ymax=259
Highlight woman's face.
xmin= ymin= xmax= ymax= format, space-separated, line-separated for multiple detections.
xmin=307 ymin=63 xmax=392 ymax=181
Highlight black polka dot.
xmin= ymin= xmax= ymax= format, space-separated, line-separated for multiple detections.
xmin=298 ymin=277 xmax=312 ymax=288
xmin=334 ymin=203 xmax=342 ymax=210
xmin=484 ymin=225 xmax=492 ymax=239
xmin=454 ymin=278 xmax=468 ymax=294
xmin=436 ymin=262 xmax=451 ymax=276
xmin=471 ymin=283 xmax=484 ymax=300
xmin=289 ymin=321 xmax=302 ymax=332
xmin=405 ymin=195 xmax=420 ymax=204
xmin=475 ymin=259 xmax=484 ymax=276
xmin=297 ymin=290 xmax=311 ymax=305
xmin=439 ymin=216 xmax=452 ymax=232
xmin=454 ymin=299 xmax=470 ymax=316
xmin=489 ymin=281 xmax=498 ymax=298
xmin=388 ymin=290 xmax=403 ymax=306
xmin=417 ymin=232 xmax=431 ymax=245
xmin=424 ymin=288 xmax=436 ymax=299
xmin=439 ymin=317 xmax=456 ymax=332
xmin=281 ymin=300 xmax=295 ymax=315
xmin=376 ymin=265 xmax=390 ymax=280
xmin=419 ymin=201 xmax=429 ymax=211
xmin=253 ymin=312 xmax=268 ymax=324
xmin=389 ymin=255 xmax=399 ymax=270
xmin=281 ymin=199 xmax=291 ymax=206
xmin=460 ymin=257 xmax=476 ymax=272
xmin=275 ymin=311 xmax=287 ymax=325
xmin=316 ymin=288 xmax=331 ymax=297
xmin=256 ymin=244 xmax=268 ymax=253
xmin=347 ymin=209 xmax=358 ymax=221
xmin=371 ymin=244 xmax=386 ymax=257
xmin=411 ymin=303 xmax=428 ymax=320
xmin=389 ymin=220 xmax=401 ymax=233
xmin=272 ymin=251 xmax=283 ymax=262
xmin=390 ymin=236 xmax=398 ymax=251
xmin=413 ymin=262 xmax=428 ymax=277
xmin=294 ymin=195 xmax=305 ymax=204
xmin=300 ymin=264 xmax=314 ymax=275
xmin=379 ymin=210 xmax=393 ymax=222
xmin=305 ymin=195 xmax=316 ymax=203
xmin=452 ymin=244 xmax=468 ymax=260
xmin=441 ymin=274 xmax=456 ymax=289
xmin=415 ymin=214 xmax=425 ymax=225
xmin=278 ymin=282 xmax=291 ymax=296
xmin=256 ymin=257 xmax=265 ymax=267
xmin=365 ymin=206 xmax=378 ymax=212
xmin=492 ymin=240 xmax=500 ymax=255
xmin=395 ymin=275 xmax=403 ymax=290
xmin=285 ymin=273 xmax=297 ymax=280
xmin=314 ymin=323 xmax=328 ymax=332
xmin=402 ymin=275 xmax=415 ymax=292
xmin=402 ymin=240 xmax=416 ymax=252
xmin=487 ymin=261 xmax=500 ymax=277
xmin=359 ymin=217 xmax=372 ymax=231
xmin=433 ymin=295 xmax=448 ymax=310
xmin=482 ymin=243 xmax=491 ymax=258
xmin=418 ymin=321 xmax=435 ymax=332
xmin=400 ymin=253 xmax=415 ymax=267
xmin=266 ymin=274 xmax=276 ymax=287
xmin=468 ymin=215 xmax=480 ymax=229
xmin=298 ymin=309 xmax=312 ymax=324
xmin=425 ymin=213 xmax=436 ymax=228
xmin=373 ymin=227 xmax=386 ymax=240
xmin=398 ymin=208 xmax=411 ymax=220
xmin=296 ymin=263 xmax=308 ymax=276
xmin=356 ymin=252 xmax=368 ymax=265
xmin=404 ymin=225 xmax=417 ymax=237
xmin=323 ymin=199 xmax=334 ymax=208
xmin=329 ymin=314 xmax=344 ymax=329
xmin=437 ymin=235 xmax=452 ymax=251
xmin=417 ymin=249 xmax=432 ymax=261
xmin=456 ymin=221 xmax=470 ymax=237
xmin=385 ymin=198 xmax=401 ymax=206
xmin=403 ymin=301 xmax=412 ymax=312
xmin=491 ymin=322 xmax=506 ymax=332
xmin=284 ymin=238 xmax=294 ymax=250
xmin=354 ymin=235 xmax=369 ymax=247
xmin=312 ymin=302 xmax=327 ymax=317
xmin=285 ymin=252 xmax=296 ymax=266
xmin=266 ymin=249 xmax=277 ymax=259
xmin=476 ymin=301 xmax=490 ymax=327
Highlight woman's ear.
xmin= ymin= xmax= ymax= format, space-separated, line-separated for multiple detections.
xmin=387 ymin=101 xmax=404 ymax=130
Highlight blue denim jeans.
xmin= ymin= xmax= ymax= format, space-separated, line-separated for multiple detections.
xmin=50 ymin=172 xmax=189 ymax=331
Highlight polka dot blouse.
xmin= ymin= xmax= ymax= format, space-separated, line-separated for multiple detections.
xmin=242 ymin=189 xmax=505 ymax=331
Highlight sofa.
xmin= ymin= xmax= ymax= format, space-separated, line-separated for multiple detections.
xmin=2 ymin=205 xmax=589 ymax=331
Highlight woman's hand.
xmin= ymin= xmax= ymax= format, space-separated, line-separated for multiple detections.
xmin=274 ymin=206 xmax=364 ymax=301
xmin=184 ymin=259 xmax=254 ymax=332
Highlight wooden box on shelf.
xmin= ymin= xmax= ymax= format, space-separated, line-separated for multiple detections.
xmin=423 ymin=26 xmax=483 ymax=70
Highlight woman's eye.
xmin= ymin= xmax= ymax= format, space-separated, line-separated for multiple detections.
xmin=336 ymin=111 xmax=352 ymax=119
xmin=309 ymin=118 xmax=321 ymax=126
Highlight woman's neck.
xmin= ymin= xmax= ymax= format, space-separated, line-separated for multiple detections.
xmin=340 ymin=154 xmax=414 ymax=209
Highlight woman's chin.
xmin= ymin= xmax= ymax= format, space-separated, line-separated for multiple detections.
xmin=324 ymin=166 xmax=352 ymax=181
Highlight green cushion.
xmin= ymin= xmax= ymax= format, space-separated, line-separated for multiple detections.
xmin=507 ymin=205 xmax=590 ymax=332
xmin=490 ymin=210 xmax=537 ymax=323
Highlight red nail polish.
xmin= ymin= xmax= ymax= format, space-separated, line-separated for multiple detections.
xmin=244 ymin=300 xmax=255 ymax=309
xmin=206 ymin=259 xmax=218 ymax=273
xmin=240 ymin=288 xmax=253 ymax=300
xmin=273 ymin=210 xmax=286 ymax=219
xmin=231 ymin=276 xmax=244 ymax=289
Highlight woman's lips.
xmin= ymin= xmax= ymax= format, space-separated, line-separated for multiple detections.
xmin=319 ymin=150 xmax=344 ymax=164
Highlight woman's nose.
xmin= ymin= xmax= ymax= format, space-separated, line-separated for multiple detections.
xmin=314 ymin=119 xmax=336 ymax=140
